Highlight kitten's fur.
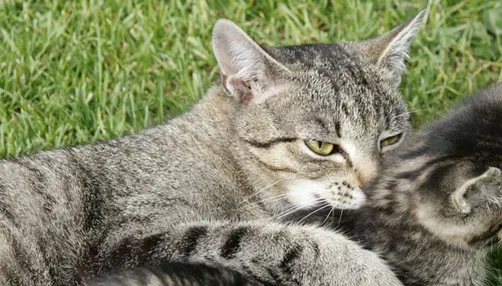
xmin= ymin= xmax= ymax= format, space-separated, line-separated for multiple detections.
xmin=329 ymin=84 xmax=502 ymax=285
xmin=0 ymin=12 xmax=424 ymax=286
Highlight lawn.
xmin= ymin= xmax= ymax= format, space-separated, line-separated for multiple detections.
xmin=1 ymin=0 xmax=501 ymax=283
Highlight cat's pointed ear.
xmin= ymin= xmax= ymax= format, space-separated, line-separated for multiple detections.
xmin=451 ymin=167 xmax=502 ymax=214
xmin=212 ymin=19 xmax=291 ymax=104
xmin=361 ymin=9 xmax=426 ymax=86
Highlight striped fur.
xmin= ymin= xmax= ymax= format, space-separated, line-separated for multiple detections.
xmin=0 ymin=13 xmax=424 ymax=286
xmin=326 ymin=84 xmax=502 ymax=285
xmin=89 ymin=262 xmax=270 ymax=286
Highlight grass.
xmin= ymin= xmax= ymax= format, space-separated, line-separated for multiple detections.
xmin=0 ymin=0 xmax=501 ymax=282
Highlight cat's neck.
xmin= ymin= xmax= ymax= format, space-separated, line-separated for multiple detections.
xmin=339 ymin=198 xmax=490 ymax=286
xmin=163 ymin=85 xmax=238 ymax=161
xmin=177 ymin=86 xmax=274 ymax=216
xmin=180 ymin=85 xmax=233 ymax=135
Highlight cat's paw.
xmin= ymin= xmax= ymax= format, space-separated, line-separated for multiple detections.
xmin=293 ymin=226 xmax=403 ymax=286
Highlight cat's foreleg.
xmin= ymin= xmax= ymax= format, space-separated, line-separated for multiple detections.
xmin=100 ymin=221 xmax=402 ymax=286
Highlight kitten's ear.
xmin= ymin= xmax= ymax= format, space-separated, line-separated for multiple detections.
xmin=212 ymin=19 xmax=291 ymax=104
xmin=361 ymin=9 xmax=426 ymax=86
xmin=451 ymin=167 xmax=502 ymax=214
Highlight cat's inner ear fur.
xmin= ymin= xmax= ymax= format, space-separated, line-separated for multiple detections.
xmin=451 ymin=167 xmax=502 ymax=214
xmin=212 ymin=19 xmax=291 ymax=103
xmin=361 ymin=9 xmax=426 ymax=86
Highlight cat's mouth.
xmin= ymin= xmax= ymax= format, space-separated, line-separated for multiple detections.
xmin=315 ymin=188 xmax=367 ymax=210
xmin=285 ymin=179 xmax=367 ymax=211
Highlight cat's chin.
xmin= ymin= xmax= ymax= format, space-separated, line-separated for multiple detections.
xmin=285 ymin=179 xmax=367 ymax=210
xmin=340 ymin=187 xmax=367 ymax=209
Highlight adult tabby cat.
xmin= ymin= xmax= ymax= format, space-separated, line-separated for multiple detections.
xmin=91 ymin=84 xmax=502 ymax=286
xmin=0 ymin=11 xmax=424 ymax=286
xmin=322 ymin=83 xmax=502 ymax=285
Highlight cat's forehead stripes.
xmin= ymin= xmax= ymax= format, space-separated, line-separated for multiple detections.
xmin=334 ymin=122 xmax=342 ymax=138
xmin=214 ymin=14 xmax=423 ymax=210
xmin=311 ymin=117 xmax=330 ymax=136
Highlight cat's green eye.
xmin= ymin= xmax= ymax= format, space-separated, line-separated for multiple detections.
xmin=305 ymin=140 xmax=338 ymax=156
xmin=380 ymin=134 xmax=402 ymax=148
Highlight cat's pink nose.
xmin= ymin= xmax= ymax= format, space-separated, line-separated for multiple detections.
xmin=356 ymin=175 xmax=367 ymax=188
xmin=356 ymin=171 xmax=377 ymax=189
xmin=351 ymin=155 xmax=378 ymax=189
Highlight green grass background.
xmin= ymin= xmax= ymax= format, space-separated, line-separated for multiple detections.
xmin=1 ymin=0 xmax=501 ymax=283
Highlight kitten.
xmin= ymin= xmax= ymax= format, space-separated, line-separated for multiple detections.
xmin=0 ymin=12 xmax=424 ymax=286
xmin=330 ymin=84 xmax=502 ymax=285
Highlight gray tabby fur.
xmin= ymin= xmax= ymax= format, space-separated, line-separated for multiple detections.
xmin=0 ymin=11 xmax=424 ymax=286
xmin=90 ymin=262 xmax=270 ymax=286
xmin=332 ymin=84 xmax=502 ymax=285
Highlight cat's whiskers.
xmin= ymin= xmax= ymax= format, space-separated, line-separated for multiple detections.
xmin=246 ymin=194 xmax=288 ymax=210
xmin=401 ymin=108 xmax=426 ymax=114
xmin=257 ymin=193 xmax=289 ymax=204
xmin=394 ymin=109 xmax=427 ymax=118
xmin=321 ymin=206 xmax=335 ymax=226
xmin=395 ymin=109 xmax=426 ymax=118
xmin=272 ymin=198 xmax=327 ymax=222
xmin=337 ymin=209 xmax=344 ymax=228
xmin=239 ymin=179 xmax=284 ymax=209
xmin=296 ymin=203 xmax=332 ymax=224
xmin=245 ymin=179 xmax=283 ymax=202
xmin=271 ymin=204 xmax=306 ymax=221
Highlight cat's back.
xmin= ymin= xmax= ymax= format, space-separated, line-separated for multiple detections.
xmin=452 ymin=83 xmax=502 ymax=123
xmin=85 ymin=88 xmax=261 ymax=225
xmin=377 ymin=83 xmax=502 ymax=169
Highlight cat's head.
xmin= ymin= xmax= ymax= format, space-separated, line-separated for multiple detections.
xmin=381 ymin=84 xmax=502 ymax=250
xmin=211 ymin=11 xmax=425 ymax=212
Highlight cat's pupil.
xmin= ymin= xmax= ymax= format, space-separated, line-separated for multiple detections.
xmin=380 ymin=134 xmax=402 ymax=149
xmin=305 ymin=140 xmax=338 ymax=156
xmin=314 ymin=141 xmax=321 ymax=149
